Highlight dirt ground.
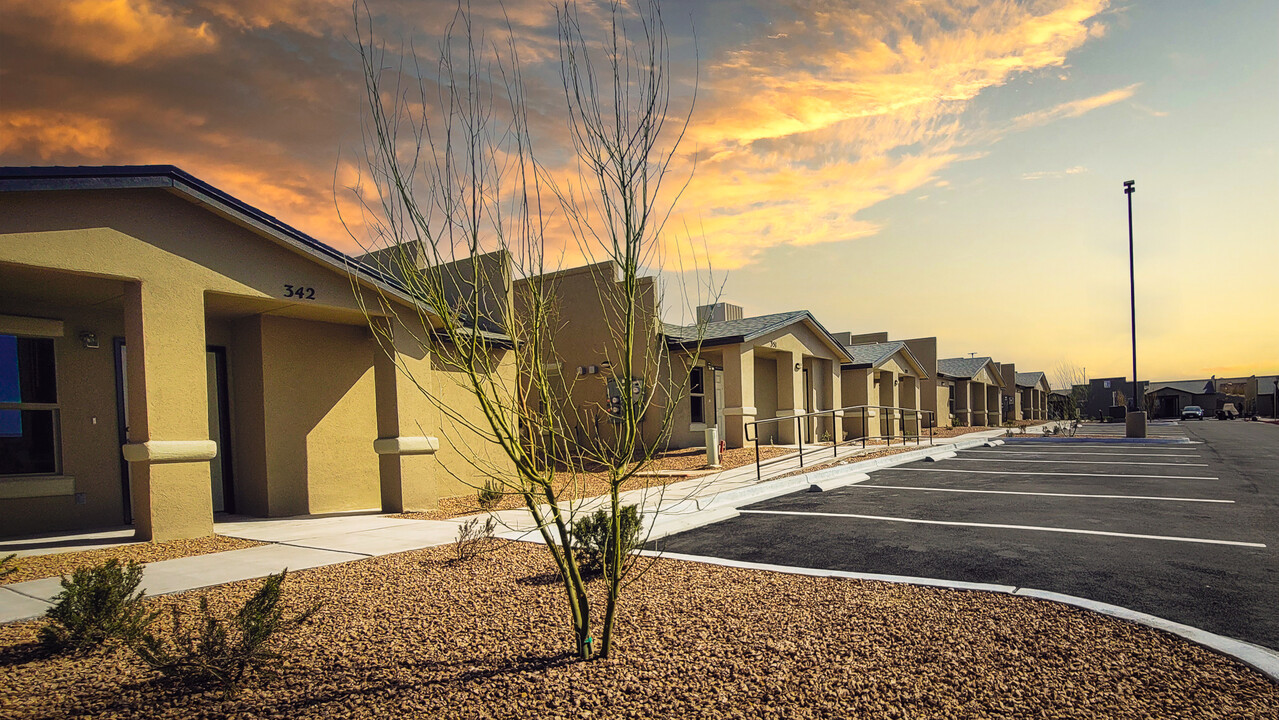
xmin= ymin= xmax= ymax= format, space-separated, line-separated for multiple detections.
xmin=2 ymin=542 xmax=1274 ymax=719
xmin=395 ymin=446 xmax=794 ymax=520
xmin=1 ymin=536 xmax=263 ymax=586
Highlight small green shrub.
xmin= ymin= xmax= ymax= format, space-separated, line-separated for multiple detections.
xmin=571 ymin=505 xmax=643 ymax=578
xmin=0 ymin=553 xmax=17 ymax=580
xmin=952 ymin=415 xmax=968 ymax=427
xmin=40 ymin=559 xmax=156 ymax=653
xmin=477 ymin=479 xmax=503 ymax=509
xmin=453 ymin=516 xmax=497 ymax=561
xmin=134 ymin=570 xmax=318 ymax=694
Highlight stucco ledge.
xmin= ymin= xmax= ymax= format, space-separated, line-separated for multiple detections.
xmin=374 ymin=436 xmax=440 ymax=456
xmin=0 ymin=475 xmax=75 ymax=499
xmin=122 ymin=440 xmax=218 ymax=464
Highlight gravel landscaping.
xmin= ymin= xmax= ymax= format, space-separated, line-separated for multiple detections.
xmin=925 ymin=425 xmax=995 ymax=438
xmin=396 ymin=446 xmax=794 ymax=519
xmin=2 ymin=542 xmax=1275 ymax=719
xmin=1 ymin=536 xmax=263 ymax=585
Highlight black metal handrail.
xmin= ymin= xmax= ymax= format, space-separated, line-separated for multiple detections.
xmin=743 ymin=405 xmax=936 ymax=482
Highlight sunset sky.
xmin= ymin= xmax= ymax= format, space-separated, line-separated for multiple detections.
xmin=1 ymin=0 xmax=1275 ymax=383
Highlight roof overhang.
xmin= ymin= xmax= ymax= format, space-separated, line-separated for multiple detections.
xmin=0 ymin=165 xmax=515 ymax=348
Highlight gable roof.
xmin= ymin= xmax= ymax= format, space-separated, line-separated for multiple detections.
xmin=841 ymin=341 xmax=929 ymax=378
xmin=1015 ymin=371 xmax=1047 ymax=389
xmin=0 ymin=165 xmax=513 ymax=345
xmin=939 ymin=356 xmax=992 ymax=380
xmin=663 ymin=310 xmax=853 ymax=361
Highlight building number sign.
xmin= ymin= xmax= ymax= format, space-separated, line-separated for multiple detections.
xmin=284 ymin=284 xmax=316 ymax=300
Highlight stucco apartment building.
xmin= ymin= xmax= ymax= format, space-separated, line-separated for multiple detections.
xmin=937 ymin=356 xmax=1006 ymax=427
xmin=664 ymin=304 xmax=851 ymax=449
xmin=0 ymin=166 xmax=513 ymax=541
xmin=1008 ymin=370 xmax=1049 ymax=421
xmin=508 ymin=260 xmax=852 ymax=452
xmin=831 ymin=333 xmax=931 ymax=439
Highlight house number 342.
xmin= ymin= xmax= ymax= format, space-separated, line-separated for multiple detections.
xmin=284 ymin=284 xmax=316 ymax=300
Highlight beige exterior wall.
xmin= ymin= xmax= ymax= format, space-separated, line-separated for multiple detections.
xmin=903 ymin=337 xmax=950 ymax=428
xmin=0 ymin=187 xmax=515 ymax=539
xmin=512 ymin=262 xmax=668 ymax=453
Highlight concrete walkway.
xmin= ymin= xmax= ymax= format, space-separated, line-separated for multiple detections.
xmin=0 ymin=428 xmax=1012 ymax=624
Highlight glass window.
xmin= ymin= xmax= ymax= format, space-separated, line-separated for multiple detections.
xmin=0 ymin=335 xmax=60 ymax=476
xmin=689 ymin=366 xmax=705 ymax=424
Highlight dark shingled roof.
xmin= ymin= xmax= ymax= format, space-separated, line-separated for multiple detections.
xmin=1145 ymin=379 xmax=1218 ymax=395
xmin=664 ymin=310 xmax=852 ymax=361
xmin=1015 ymin=371 xmax=1046 ymax=388
xmin=0 ymin=165 xmax=514 ymax=346
xmin=937 ymin=356 xmax=992 ymax=380
xmin=843 ymin=341 xmax=905 ymax=368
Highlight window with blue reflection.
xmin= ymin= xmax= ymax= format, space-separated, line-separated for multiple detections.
xmin=0 ymin=334 xmax=59 ymax=475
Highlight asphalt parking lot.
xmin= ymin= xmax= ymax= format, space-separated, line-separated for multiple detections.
xmin=657 ymin=421 xmax=1279 ymax=650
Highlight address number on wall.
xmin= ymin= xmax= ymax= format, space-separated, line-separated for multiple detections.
xmin=284 ymin=284 xmax=316 ymax=300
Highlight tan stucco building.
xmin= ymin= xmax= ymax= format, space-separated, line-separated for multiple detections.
xmin=0 ymin=166 xmax=513 ymax=541
xmin=937 ymin=356 xmax=1006 ymax=427
xmin=1015 ymin=371 xmax=1050 ymax=420
xmin=831 ymin=334 xmax=931 ymax=440
xmin=665 ymin=304 xmax=852 ymax=449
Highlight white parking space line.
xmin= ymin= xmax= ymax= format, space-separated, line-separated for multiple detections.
xmin=961 ymin=450 xmax=1202 ymax=458
xmin=851 ymin=485 xmax=1234 ymax=503
xmin=738 ymin=509 xmax=1266 ymax=548
xmin=894 ymin=468 xmax=1219 ymax=480
xmin=950 ymin=458 xmax=1207 ymax=467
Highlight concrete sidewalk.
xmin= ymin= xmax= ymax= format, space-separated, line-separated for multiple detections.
xmin=0 ymin=427 xmax=1013 ymax=624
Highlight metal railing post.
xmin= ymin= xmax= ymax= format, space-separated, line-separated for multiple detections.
xmin=862 ymin=410 xmax=867 ymax=449
xmin=832 ymin=410 xmax=838 ymax=459
xmin=752 ymin=422 xmax=761 ymax=483
xmin=797 ymin=415 xmax=804 ymax=467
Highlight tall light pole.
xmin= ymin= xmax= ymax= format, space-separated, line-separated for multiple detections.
xmin=1124 ymin=180 xmax=1137 ymax=410
xmin=1123 ymin=179 xmax=1145 ymax=437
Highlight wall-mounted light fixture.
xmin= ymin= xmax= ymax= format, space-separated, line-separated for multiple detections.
xmin=793 ymin=362 xmax=801 ymax=372
xmin=79 ymin=331 xmax=99 ymax=349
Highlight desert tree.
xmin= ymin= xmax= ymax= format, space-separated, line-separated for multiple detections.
xmin=1052 ymin=362 xmax=1087 ymax=420
xmin=347 ymin=0 xmax=707 ymax=661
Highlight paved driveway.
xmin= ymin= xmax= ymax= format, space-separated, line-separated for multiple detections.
xmin=656 ymin=421 xmax=1279 ymax=650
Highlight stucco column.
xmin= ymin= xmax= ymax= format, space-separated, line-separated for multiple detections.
xmin=987 ymin=385 xmax=1001 ymax=425
xmin=970 ymin=382 xmax=986 ymax=426
xmin=901 ymin=376 xmax=920 ymax=435
xmin=374 ymin=320 xmax=442 ymax=512
xmin=878 ymin=370 xmax=900 ymax=437
xmin=122 ymin=282 xmax=215 ymax=541
xmin=722 ymin=346 xmax=755 ymax=448
xmin=954 ymin=380 xmax=971 ymax=426
xmin=826 ymin=359 xmax=841 ymax=442
xmin=776 ymin=351 xmax=804 ymax=444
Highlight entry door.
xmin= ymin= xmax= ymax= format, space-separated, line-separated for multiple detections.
xmin=113 ymin=338 xmax=132 ymax=524
xmin=206 ymin=348 xmax=234 ymax=513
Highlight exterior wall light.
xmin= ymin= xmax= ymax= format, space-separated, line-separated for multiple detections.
xmin=794 ymin=362 xmax=801 ymax=372
xmin=79 ymin=331 xmax=99 ymax=349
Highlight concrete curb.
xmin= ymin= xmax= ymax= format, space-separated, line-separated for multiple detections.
xmin=634 ymin=551 xmax=1279 ymax=683
xmin=695 ymin=435 xmax=994 ymax=512
xmin=1004 ymin=437 xmax=1195 ymax=445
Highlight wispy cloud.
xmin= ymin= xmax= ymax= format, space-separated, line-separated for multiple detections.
xmin=1012 ymin=83 xmax=1139 ymax=130
xmin=1022 ymin=165 xmax=1088 ymax=180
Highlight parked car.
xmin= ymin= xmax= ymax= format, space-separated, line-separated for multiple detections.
xmin=1181 ymin=405 xmax=1204 ymax=420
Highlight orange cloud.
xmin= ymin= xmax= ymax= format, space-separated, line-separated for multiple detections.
xmin=3 ymin=0 xmax=217 ymax=65
xmin=657 ymin=0 xmax=1112 ymax=270
xmin=0 ymin=112 xmax=116 ymax=159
